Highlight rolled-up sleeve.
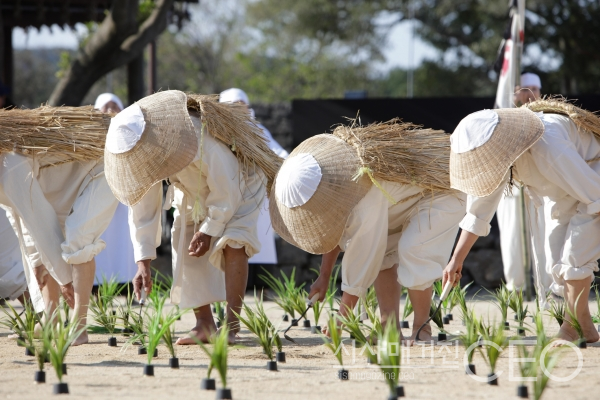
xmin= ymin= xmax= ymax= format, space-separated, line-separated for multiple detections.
xmin=459 ymin=178 xmax=506 ymax=236
xmin=129 ymin=182 xmax=162 ymax=262
xmin=340 ymin=187 xmax=388 ymax=298
xmin=198 ymin=137 xmax=243 ymax=238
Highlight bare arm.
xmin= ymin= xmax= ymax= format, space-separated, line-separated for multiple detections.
xmin=442 ymin=230 xmax=479 ymax=287
xmin=308 ymin=246 xmax=341 ymax=301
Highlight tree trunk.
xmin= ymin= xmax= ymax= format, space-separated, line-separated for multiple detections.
xmin=127 ymin=53 xmax=145 ymax=105
xmin=48 ymin=0 xmax=174 ymax=106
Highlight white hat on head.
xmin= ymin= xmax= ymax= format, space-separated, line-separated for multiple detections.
xmin=219 ymin=88 xmax=250 ymax=105
xmin=94 ymin=93 xmax=124 ymax=111
xmin=521 ymin=73 xmax=541 ymax=89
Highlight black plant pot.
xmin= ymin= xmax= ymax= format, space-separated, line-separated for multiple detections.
xmin=338 ymin=369 xmax=349 ymax=380
xmin=169 ymin=357 xmax=179 ymax=369
xmin=201 ymin=378 xmax=216 ymax=390
xmin=311 ymin=325 xmax=321 ymax=334
xmin=267 ymin=361 xmax=278 ymax=371
xmin=34 ymin=370 xmax=46 ymax=383
xmin=62 ymin=364 xmax=67 ymax=375
xmin=216 ymin=321 xmax=221 ymax=329
xmin=138 ymin=346 xmax=147 ymax=355
xmin=53 ymin=383 xmax=69 ymax=394
xmin=303 ymin=319 xmax=311 ymax=328
xmin=466 ymin=364 xmax=476 ymax=375
xmin=487 ymin=373 xmax=498 ymax=385
xmin=25 ymin=347 xmax=35 ymax=356
xmin=437 ymin=333 xmax=447 ymax=342
xmin=514 ymin=313 xmax=519 ymax=321
xmin=108 ymin=337 xmax=117 ymax=347
xmin=291 ymin=319 xmax=298 ymax=327
xmin=282 ymin=314 xmax=289 ymax=322
xmin=153 ymin=348 xmax=158 ymax=357
xmin=276 ymin=352 xmax=286 ymax=363
xmin=400 ymin=320 xmax=409 ymax=329
xmin=517 ymin=384 xmax=529 ymax=398
xmin=442 ymin=317 xmax=450 ymax=325
xmin=578 ymin=340 xmax=587 ymax=349
xmin=349 ymin=333 xmax=355 ymax=339
xmin=447 ymin=314 xmax=453 ymax=321
xmin=112 ymin=310 xmax=117 ymax=316
xmin=396 ymin=385 xmax=405 ymax=398
xmin=121 ymin=328 xmax=133 ymax=336
xmin=504 ymin=321 xmax=510 ymax=330
xmin=143 ymin=365 xmax=154 ymax=376
xmin=517 ymin=327 xmax=526 ymax=336
xmin=16 ymin=336 xmax=25 ymax=346
xmin=216 ymin=388 xmax=232 ymax=400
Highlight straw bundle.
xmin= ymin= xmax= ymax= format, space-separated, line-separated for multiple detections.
xmin=186 ymin=94 xmax=283 ymax=191
xmin=332 ymin=118 xmax=453 ymax=194
xmin=523 ymin=96 xmax=600 ymax=138
xmin=0 ymin=105 xmax=111 ymax=165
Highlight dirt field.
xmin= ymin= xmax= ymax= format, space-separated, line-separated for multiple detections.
xmin=1 ymin=295 xmax=599 ymax=400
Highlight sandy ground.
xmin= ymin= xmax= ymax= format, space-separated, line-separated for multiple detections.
xmin=1 ymin=294 xmax=599 ymax=400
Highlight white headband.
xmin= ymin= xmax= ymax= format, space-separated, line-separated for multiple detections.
xmin=219 ymin=88 xmax=250 ymax=105
xmin=521 ymin=73 xmax=541 ymax=89
xmin=94 ymin=93 xmax=124 ymax=111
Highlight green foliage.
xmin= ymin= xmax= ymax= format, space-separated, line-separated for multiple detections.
xmin=138 ymin=290 xmax=182 ymax=365
xmin=214 ymin=302 xmax=226 ymax=326
xmin=453 ymin=282 xmax=473 ymax=321
xmin=377 ymin=316 xmax=401 ymax=396
xmin=509 ymin=289 xmax=529 ymax=327
xmin=55 ymin=51 xmax=72 ymax=79
xmin=321 ymin=314 xmax=345 ymax=367
xmin=459 ymin=311 xmax=480 ymax=364
xmin=234 ymin=292 xmax=281 ymax=360
xmin=326 ymin=265 xmax=341 ymax=313
xmin=402 ymin=288 xmax=413 ymax=320
xmin=162 ymin=307 xmax=182 ymax=359
xmin=548 ymin=299 xmax=565 ymax=327
xmin=564 ymin=291 xmax=586 ymax=341
xmin=35 ymin=314 xmax=53 ymax=372
xmin=311 ymin=294 xmax=330 ymax=327
xmin=480 ymin=320 xmax=508 ymax=373
xmin=365 ymin=287 xmax=378 ymax=316
xmin=487 ymin=283 xmax=511 ymax=322
xmin=338 ymin=303 xmax=370 ymax=347
xmin=259 ymin=267 xmax=304 ymax=318
xmin=592 ymin=286 xmax=600 ymax=324
xmin=89 ymin=295 xmax=118 ymax=335
xmin=1 ymin=299 xmax=37 ymax=353
xmin=43 ymin=311 xmax=86 ymax=383
xmin=429 ymin=300 xmax=444 ymax=330
xmin=433 ymin=281 xmax=454 ymax=316
xmin=290 ymin=289 xmax=309 ymax=319
xmin=197 ymin=325 xmax=230 ymax=388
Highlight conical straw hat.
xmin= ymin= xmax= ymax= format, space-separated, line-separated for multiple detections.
xmin=104 ymin=90 xmax=197 ymax=206
xmin=450 ymin=107 xmax=544 ymax=197
xmin=269 ymin=134 xmax=371 ymax=254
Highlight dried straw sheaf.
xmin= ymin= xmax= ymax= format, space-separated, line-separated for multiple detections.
xmin=186 ymin=93 xmax=283 ymax=191
xmin=0 ymin=105 xmax=111 ymax=164
xmin=332 ymin=119 xmax=452 ymax=194
xmin=523 ymin=96 xmax=600 ymax=138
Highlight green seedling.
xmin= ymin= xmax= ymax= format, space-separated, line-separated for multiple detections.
xmin=459 ymin=310 xmax=481 ymax=370
xmin=592 ymin=286 xmax=600 ymax=324
xmin=402 ymin=287 xmax=413 ymax=321
xmin=259 ymin=267 xmax=303 ymax=319
xmin=548 ymin=299 xmax=565 ymax=327
xmin=234 ymin=292 xmax=281 ymax=361
xmin=429 ymin=299 xmax=444 ymax=330
xmin=326 ymin=265 xmax=341 ymax=313
xmin=480 ymin=320 xmax=508 ymax=381
xmin=564 ymin=291 xmax=586 ymax=346
xmin=321 ymin=314 xmax=345 ymax=368
xmin=487 ymin=283 xmax=511 ymax=324
xmin=89 ymin=293 xmax=118 ymax=337
xmin=1 ymin=299 xmax=38 ymax=353
xmin=197 ymin=324 xmax=231 ymax=390
xmin=509 ymin=289 xmax=529 ymax=328
xmin=365 ymin=287 xmax=378 ymax=316
xmin=377 ymin=316 xmax=403 ymax=398
xmin=34 ymin=315 xmax=52 ymax=374
xmin=43 ymin=310 xmax=86 ymax=384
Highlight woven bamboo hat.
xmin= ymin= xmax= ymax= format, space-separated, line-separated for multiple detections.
xmin=269 ymin=134 xmax=371 ymax=254
xmin=104 ymin=90 xmax=197 ymax=206
xmin=450 ymin=107 xmax=544 ymax=197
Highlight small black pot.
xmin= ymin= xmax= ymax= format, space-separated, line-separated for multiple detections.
xmin=517 ymin=327 xmax=526 ymax=336
xmin=34 ymin=370 xmax=46 ymax=383
xmin=517 ymin=384 xmax=529 ymax=398
xmin=212 ymin=306 xmax=217 ymax=313
xmin=169 ymin=357 xmax=179 ymax=369
xmin=487 ymin=373 xmax=498 ymax=385
xmin=25 ymin=347 xmax=35 ymax=356
xmin=216 ymin=388 xmax=232 ymax=400
xmin=446 ymin=314 xmax=453 ymax=321
xmin=201 ymin=378 xmax=216 ymax=390
xmin=437 ymin=333 xmax=447 ymax=342
xmin=112 ymin=310 xmax=117 ymax=316
xmin=276 ymin=352 xmax=286 ymax=363
xmin=400 ymin=320 xmax=409 ymax=329
xmin=62 ymin=363 xmax=67 ymax=375
xmin=267 ymin=361 xmax=277 ymax=371
xmin=504 ymin=321 xmax=510 ymax=329
xmin=122 ymin=328 xmax=133 ymax=335
xmin=311 ymin=325 xmax=321 ymax=334
xmin=53 ymin=383 xmax=69 ymax=394
xmin=291 ymin=319 xmax=298 ymax=327
xmin=16 ymin=336 xmax=25 ymax=346
xmin=143 ymin=364 xmax=154 ymax=376
xmin=442 ymin=316 xmax=450 ymax=325
xmin=514 ymin=313 xmax=519 ymax=321
xmin=338 ymin=369 xmax=349 ymax=380
xmin=466 ymin=364 xmax=476 ymax=375
xmin=396 ymin=385 xmax=405 ymax=397
xmin=349 ymin=333 xmax=355 ymax=340
xmin=282 ymin=314 xmax=289 ymax=322
xmin=153 ymin=348 xmax=158 ymax=357
xmin=108 ymin=337 xmax=117 ymax=347
xmin=578 ymin=340 xmax=587 ymax=349
xmin=303 ymin=319 xmax=311 ymax=328
xmin=138 ymin=346 xmax=147 ymax=355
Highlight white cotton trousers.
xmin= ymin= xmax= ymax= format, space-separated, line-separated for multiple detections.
xmin=496 ymin=186 xmax=526 ymax=291
xmin=0 ymin=210 xmax=27 ymax=299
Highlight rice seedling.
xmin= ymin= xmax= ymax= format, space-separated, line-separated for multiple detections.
xmin=89 ymin=293 xmax=119 ymax=346
xmin=162 ymin=307 xmax=184 ymax=368
xmin=459 ymin=310 xmax=480 ymax=375
xmin=548 ymin=298 xmax=565 ymax=327
xmin=429 ymin=299 xmax=445 ymax=340
xmin=480 ymin=320 xmax=508 ymax=385
xmin=1 ymin=299 xmax=37 ymax=355
xmin=400 ymin=287 xmax=413 ymax=329
xmin=117 ymin=287 xmax=136 ymax=335
xmin=453 ymin=282 xmax=474 ymax=325
xmin=43 ymin=311 xmax=86 ymax=394
xmin=488 ymin=283 xmax=512 ymax=329
xmin=234 ymin=292 xmax=282 ymax=370
xmin=591 ymin=286 xmax=600 ymax=324
xmin=311 ymin=290 xmax=333 ymax=333
xmin=509 ymin=289 xmax=529 ymax=335
xmin=290 ymin=289 xmax=311 ymax=327
xmin=565 ymin=291 xmax=587 ymax=348
xmin=214 ymin=301 xmax=226 ymax=328
xmin=365 ymin=287 xmax=379 ymax=316
xmin=339 ymin=302 xmax=374 ymax=358
xmin=196 ymin=324 xmax=232 ymax=399
xmin=377 ymin=316 xmax=404 ymax=399
xmin=259 ymin=267 xmax=302 ymax=321
xmin=33 ymin=315 xmax=53 ymax=384
xmin=321 ymin=314 xmax=348 ymax=380
xmin=433 ymin=281 xmax=453 ymax=324
xmin=326 ymin=265 xmax=341 ymax=313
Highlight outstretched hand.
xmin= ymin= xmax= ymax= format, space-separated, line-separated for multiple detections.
xmin=61 ymin=283 xmax=75 ymax=308
xmin=442 ymin=259 xmax=462 ymax=288
xmin=188 ymin=232 xmax=212 ymax=257
xmin=133 ymin=260 xmax=152 ymax=301
xmin=308 ymin=276 xmax=328 ymax=303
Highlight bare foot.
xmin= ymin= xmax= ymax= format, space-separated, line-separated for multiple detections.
xmin=410 ymin=324 xmax=432 ymax=345
xmin=227 ymin=330 xmax=237 ymax=345
xmin=72 ymin=331 xmax=89 ymax=346
xmin=176 ymin=320 xmax=217 ymax=345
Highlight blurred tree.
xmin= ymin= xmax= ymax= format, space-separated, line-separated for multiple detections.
xmin=48 ymin=0 xmax=175 ymax=106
